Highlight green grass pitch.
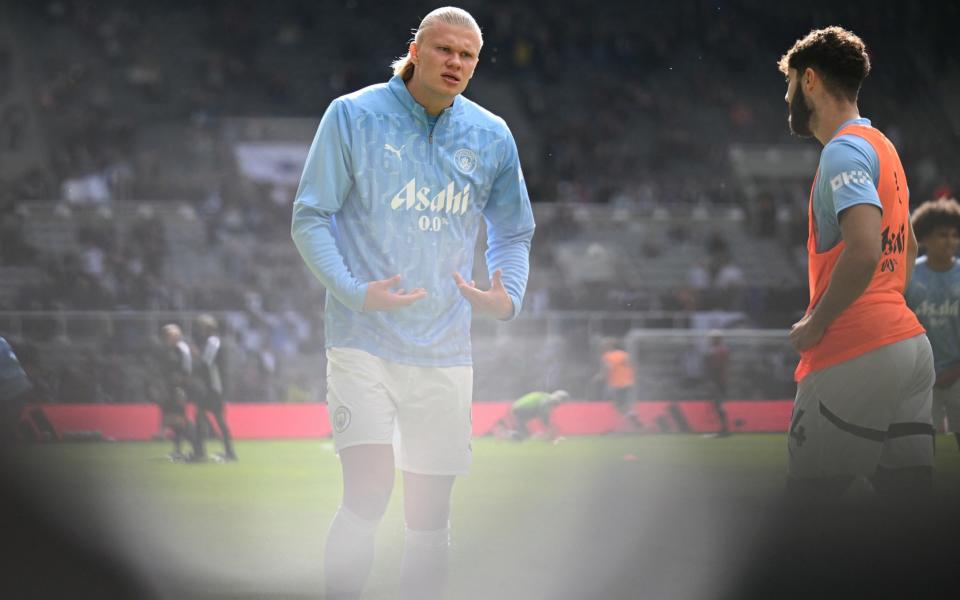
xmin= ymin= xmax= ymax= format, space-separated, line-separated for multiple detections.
xmin=8 ymin=434 xmax=960 ymax=599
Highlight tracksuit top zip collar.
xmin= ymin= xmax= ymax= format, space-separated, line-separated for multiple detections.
xmin=387 ymin=75 xmax=461 ymax=129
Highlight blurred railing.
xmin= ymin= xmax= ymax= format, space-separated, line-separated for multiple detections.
xmin=0 ymin=309 xmax=693 ymax=344
xmin=0 ymin=310 xmax=240 ymax=344
xmin=0 ymin=311 xmax=796 ymax=404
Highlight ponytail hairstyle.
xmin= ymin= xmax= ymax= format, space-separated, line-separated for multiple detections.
xmin=390 ymin=6 xmax=483 ymax=81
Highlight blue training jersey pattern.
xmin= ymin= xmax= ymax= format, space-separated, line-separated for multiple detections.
xmin=292 ymin=76 xmax=535 ymax=367
xmin=813 ymin=117 xmax=884 ymax=253
xmin=905 ymin=256 xmax=960 ymax=374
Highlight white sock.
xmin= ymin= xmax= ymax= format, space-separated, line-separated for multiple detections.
xmin=400 ymin=525 xmax=451 ymax=600
xmin=324 ymin=505 xmax=380 ymax=599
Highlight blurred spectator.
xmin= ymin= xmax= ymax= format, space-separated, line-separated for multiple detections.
xmin=190 ymin=314 xmax=237 ymax=462
xmin=0 ymin=336 xmax=33 ymax=443
xmin=0 ymin=212 xmax=36 ymax=265
xmin=246 ymin=337 xmax=278 ymax=403
xmin=156 ymin=324 xmax=198 ymax=460
xmin=703 ymin=330 xmax=731 ymax=437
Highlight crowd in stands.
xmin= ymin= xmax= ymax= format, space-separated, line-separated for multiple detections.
xmin=6 ymin=1 xmax=957 ymax=204
xmin=2 ymin=0 xmax=958 ymax=404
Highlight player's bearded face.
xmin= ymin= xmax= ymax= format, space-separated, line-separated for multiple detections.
xmin=788 ymin=81 xmax=814 ymax=138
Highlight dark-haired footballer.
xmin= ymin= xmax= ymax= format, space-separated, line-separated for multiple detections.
xmin=779 ymin=26 xmax=934 ymax=505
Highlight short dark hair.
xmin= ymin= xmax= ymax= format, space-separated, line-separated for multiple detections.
xmin=778 ymin=26 xmax=871 ymax=102
xmin=911 ymin=197 xmax=960 ymax=242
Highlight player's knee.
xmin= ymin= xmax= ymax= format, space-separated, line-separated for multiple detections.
xmin=342 ymin=472 xmax=394 ymax=519
xmin=403 ymin=474 xmax=455 ymax=530
xmin=404 ymin=485 xmax=453 ymax=530
xmin=343 ymin=484 xmax=392 ymax=521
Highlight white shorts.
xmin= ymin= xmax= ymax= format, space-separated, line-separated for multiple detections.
xmin=933 ymin=378 xmax=960 ymax=433
xmin=325 ymin=347 xmax=473 ymax=476
xmin=788 ymin=334 xmax=935 ymax=479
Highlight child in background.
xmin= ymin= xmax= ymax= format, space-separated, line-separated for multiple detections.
xmin=905 ymin=197 xmax=960 ymax=450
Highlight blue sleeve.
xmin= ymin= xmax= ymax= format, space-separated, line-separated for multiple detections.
xmin=291 ymin=99 xmax=368 ymax=312
xmin=821 ymin=136 xmax=882 ymax=215
xmin=482 ymin=128 xmax=536 ymax=320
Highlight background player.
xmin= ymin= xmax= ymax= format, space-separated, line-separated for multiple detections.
xmin=905 ymin=197 xmax=960 ymax=450
xmin=779 ymin=26 xmax=934 ymax=507
xmin=190 ymin=314 xmax=237 ymax=463
xmin=496 ymin=389 xmax=570 ymax=442
xmin=703 ymin=330 xmax=731 ymax=437
xmin=157 ymin=324 xmax=198 ymax=461
xmin=291 ymin=7 xmax=534 ymax=599
xmin=596 ymin=337 xmax=642 ymax=431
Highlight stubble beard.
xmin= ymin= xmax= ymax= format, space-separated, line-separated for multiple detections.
xmin=788 ymin=85 xmax=814 ymax=138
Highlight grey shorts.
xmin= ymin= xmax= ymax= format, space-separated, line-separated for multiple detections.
xmin=788 ymin=334 xmax=935 ymax=479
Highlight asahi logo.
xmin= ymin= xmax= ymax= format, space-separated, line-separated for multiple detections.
xmin=390 ymin=178 xmax=471 ymax=215
xmin=914 ymin=299 xmax=960 ymax=318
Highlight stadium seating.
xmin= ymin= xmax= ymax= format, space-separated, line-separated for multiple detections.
xmin=1 ymin=1 xmax=958 ymax=405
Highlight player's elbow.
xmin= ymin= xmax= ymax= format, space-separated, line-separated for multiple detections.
xmin=290 ymin=202 xmax=304 ymax=239
xmin=290 ymin=202 xmax=317 ymax=247
xmin=290 ymin=217 xmax=306 ymax=247
xmin=290 ymin=223 xmax=308 ymax=257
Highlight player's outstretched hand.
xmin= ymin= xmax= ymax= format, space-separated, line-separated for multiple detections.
xmin=362 ymin=275 xmax=427 ymax=311
xmin=453 ymin=269 xmax=513 ymax=320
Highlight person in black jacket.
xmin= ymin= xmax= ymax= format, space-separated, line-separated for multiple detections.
xmin=190 ymin=314 xmax=237 ymax=462
xmin=157 ymin=324 xmax=199 ymax=461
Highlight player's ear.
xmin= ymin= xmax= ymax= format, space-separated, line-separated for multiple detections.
xmin=409 ymin=42 xmax=418 ymax=65
xmin=802 ymin=67 xmax=816 ymax=91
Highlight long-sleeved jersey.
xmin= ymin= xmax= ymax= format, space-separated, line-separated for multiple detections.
xmin=292 ymin=75 xmax=535 ymax=367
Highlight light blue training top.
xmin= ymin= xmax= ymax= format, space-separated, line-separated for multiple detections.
xmin=905 ymin=256 xmax=960 ymax=375
xmin=292 ymin=75 xmax=535 ymax=367
xmin=812 ymin=118 xmax=885 ymax=253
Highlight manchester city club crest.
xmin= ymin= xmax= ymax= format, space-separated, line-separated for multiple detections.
xmin=333 ymin=406 xmax=352 ymax=433
xmin=453 ymin=148 xmax=478 ymax=174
